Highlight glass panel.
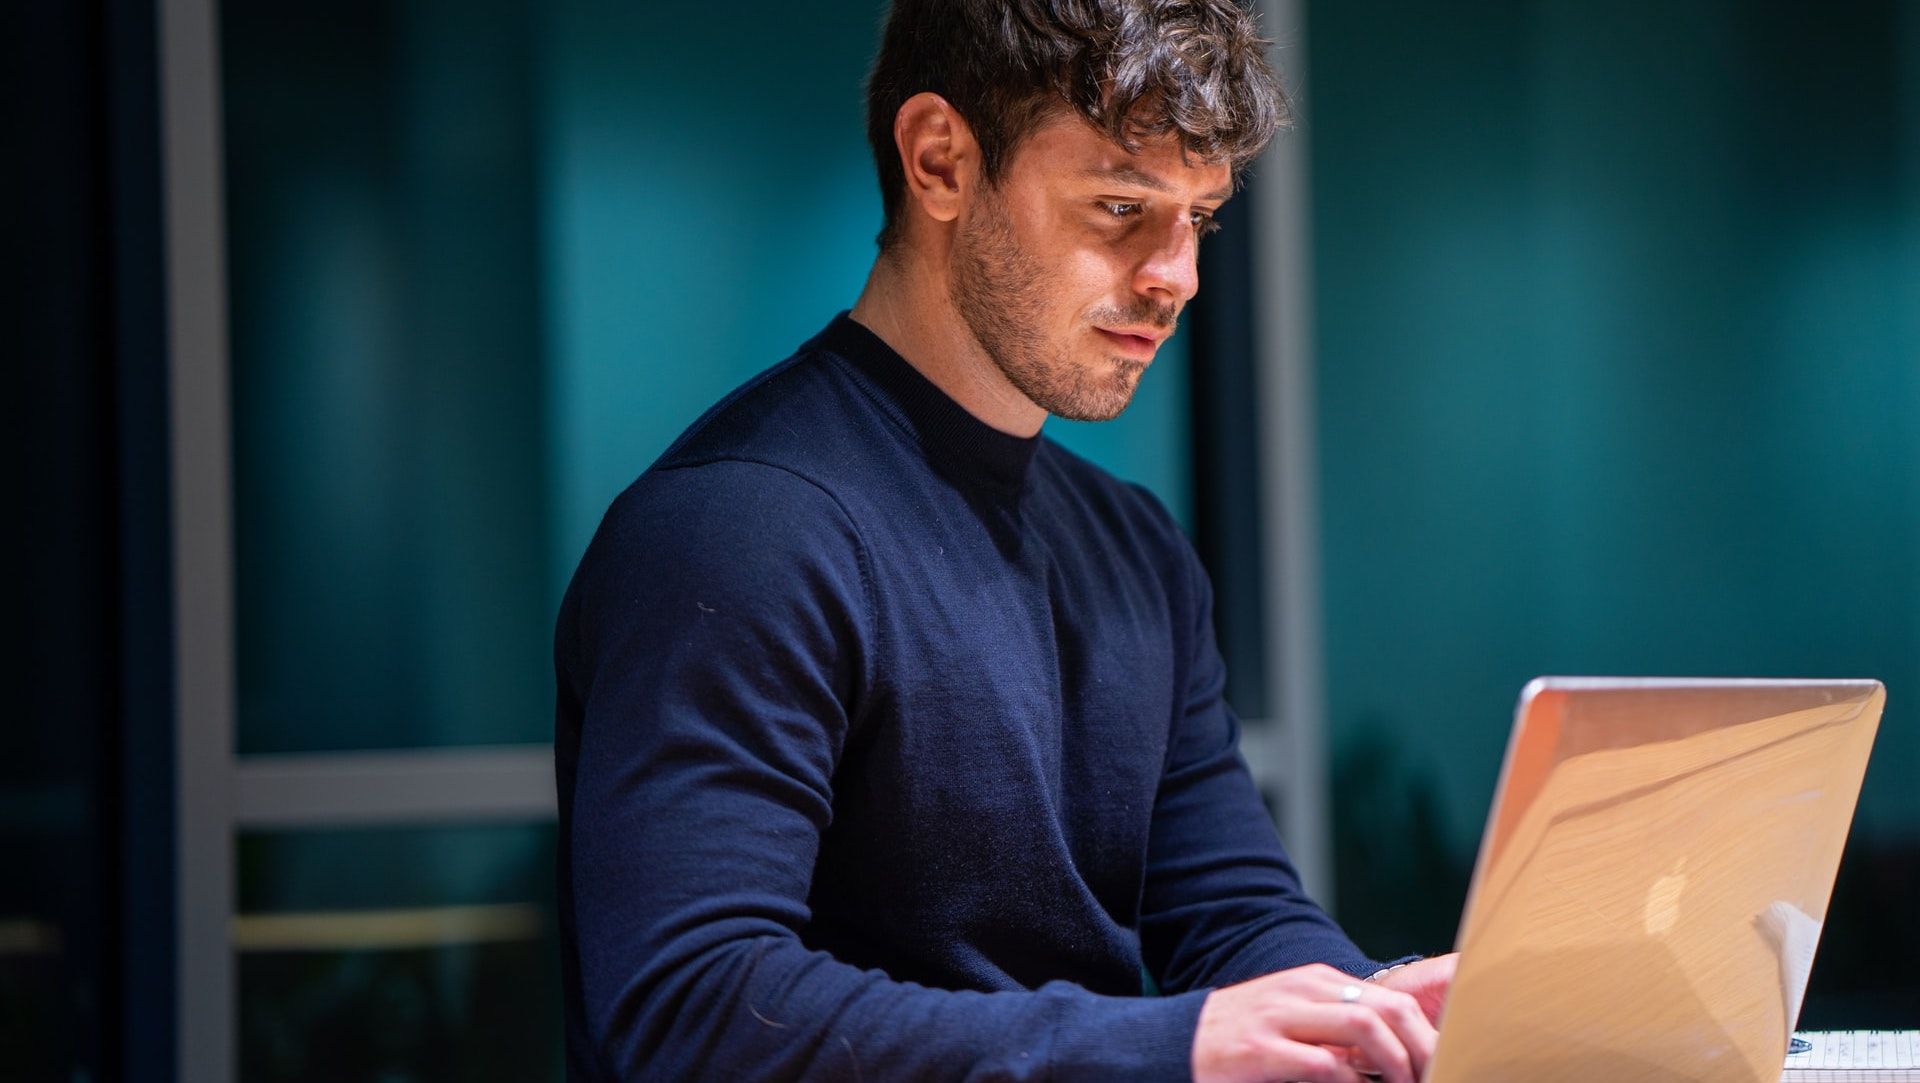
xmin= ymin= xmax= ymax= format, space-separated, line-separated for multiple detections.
xmin=236 ymin=824 xmax=560 ymax=1082
xmin=223 ymin=0 xmax=550 ymax=753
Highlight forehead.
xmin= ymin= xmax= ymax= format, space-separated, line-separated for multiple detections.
xmin=1004 ymin=112 xmax=1235 ymax=202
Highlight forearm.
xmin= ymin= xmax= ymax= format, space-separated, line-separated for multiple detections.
xmin=585 ymin=930 xmax=1207 ymax=1081
xmin=570 ymin=722 xmax=1210 ymax=1079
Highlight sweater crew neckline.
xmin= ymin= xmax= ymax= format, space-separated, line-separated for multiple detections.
xmin=813 ymin=312 xmax=1042 ymax=490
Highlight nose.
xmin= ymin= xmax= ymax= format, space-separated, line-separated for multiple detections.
xmin=1131 ymin=213 xmax=1200 ymax=305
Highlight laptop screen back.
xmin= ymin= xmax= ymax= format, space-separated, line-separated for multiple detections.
xmin=1426 ymin=678 xmax=1885 ymax=1083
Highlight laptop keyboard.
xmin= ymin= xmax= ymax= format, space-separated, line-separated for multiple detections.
xmin=1783 ymin=1030 xmax=1920 ymax=1081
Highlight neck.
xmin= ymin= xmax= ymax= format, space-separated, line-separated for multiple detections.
xmin=849 ymin=243 xmax=1048 ymax=438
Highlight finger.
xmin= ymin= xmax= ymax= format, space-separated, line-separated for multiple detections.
xmin=1415 ymin=954 xmax=1460 ymax=1024
xmin=1264 ymin=1004 xmax=1416 ymax=1083
xmin=1259 ymin=1038 xmax=1367 ymax=1083
xmin=1315 ymin=979 xmax=1438 ymax=1077
xmin=1360 ymin=985 xmax=1438 ymax=1073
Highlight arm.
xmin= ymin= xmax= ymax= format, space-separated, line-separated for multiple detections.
xmin=559 ymin=461 xmax=1205 ymax=1081
xmin=1137 ymin=537 xmax=1386 ymax=992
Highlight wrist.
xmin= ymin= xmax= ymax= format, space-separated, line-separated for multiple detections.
xmin=1366 ymin=958 xmax=1420 ymax=982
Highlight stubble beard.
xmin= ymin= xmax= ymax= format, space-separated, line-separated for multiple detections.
xmin=948 ymin=188 xmax=1155 ymax=423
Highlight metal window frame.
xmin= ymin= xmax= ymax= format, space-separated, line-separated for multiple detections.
xmin=158 ymin=4 xmax=559 ymax=1081
xmin=1247 ymin=0 xmax=1336 ymax=906
xmin=233 ymin=746 xmax=557 ymax=829
xmin=158 ymin=0 xmax=235 ymax=1075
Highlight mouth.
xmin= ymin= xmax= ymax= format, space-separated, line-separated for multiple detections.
xmin=1094 ymin=327 xmax=1166 ymax=359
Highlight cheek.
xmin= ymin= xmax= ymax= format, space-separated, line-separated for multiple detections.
xmin=1058 ymin=247 xmax=1131 ymax=318
xmin=1010 ymin=207 xmax=1126 ymax=325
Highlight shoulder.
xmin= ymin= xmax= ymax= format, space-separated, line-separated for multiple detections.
xmin=586 ymin=458 xmax=869 ymax=595
xmin=565 ymin=315 xmax=895 ymax=628
xmin=654 ymin=336 xmax=885 ymax=489
xmin=558 ymin=457 xmax=878 ymax=694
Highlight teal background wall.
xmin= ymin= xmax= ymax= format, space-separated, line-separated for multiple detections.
xmin=1307 ymin=0 xmax=1920 ymax=1019
xmin=226 ymin=0 xmax=553 ymax=753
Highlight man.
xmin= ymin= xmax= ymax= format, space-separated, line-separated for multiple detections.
xmin=554 ymin=1 xmax=1455 ymax=1079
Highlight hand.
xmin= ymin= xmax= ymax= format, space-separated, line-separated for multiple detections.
xmin=1369 ymin=953 xmax=1457 ymax=1026
xmin=1191 ymin=963 xmax=1437 ymax=1083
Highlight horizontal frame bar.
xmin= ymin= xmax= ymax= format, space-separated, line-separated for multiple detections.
xmin=231 ymin=903 xmax=543 ymax=952
xmin=233 ymin=744 xmax=556 ymax=828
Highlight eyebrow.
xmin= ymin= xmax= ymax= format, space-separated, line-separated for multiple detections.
xmin=1081 ymin=165 xmax=1234 ymax=203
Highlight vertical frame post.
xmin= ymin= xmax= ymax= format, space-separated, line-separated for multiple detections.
xmin=158 ymin=0 xmax=235 ymax=1076
xmin=1252 ymin=0 xmax=1335 ymax=906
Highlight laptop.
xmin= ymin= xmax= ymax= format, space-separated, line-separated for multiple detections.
xmin=1423 ymin=677 xmax=1909 ymax=1083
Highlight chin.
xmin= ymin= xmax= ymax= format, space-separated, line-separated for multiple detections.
xmin=1043 ymin=364 xmax=1142 ymax=422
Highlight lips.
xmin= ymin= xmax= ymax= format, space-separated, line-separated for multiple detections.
xmin=1095 ymin=327 xmax=1164 ymax=359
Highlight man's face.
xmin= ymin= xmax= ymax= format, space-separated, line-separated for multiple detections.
xmin=948 ymin=112 xmax=1233 ymax=422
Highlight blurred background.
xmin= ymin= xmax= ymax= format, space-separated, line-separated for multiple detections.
xmin=8 ymin=0 xmax=1916 ymax=1079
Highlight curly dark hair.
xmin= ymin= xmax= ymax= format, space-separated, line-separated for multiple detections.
xmin=865 ymin=0 xmax=1289 ymax=250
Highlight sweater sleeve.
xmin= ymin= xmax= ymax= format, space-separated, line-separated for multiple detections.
xmin=1136 ymin=528 xmax=1388 ymax=994
xmin=559 ymin=459 xmax=1207 ymax=1082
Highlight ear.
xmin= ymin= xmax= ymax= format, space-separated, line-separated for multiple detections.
xmin=892 ymin=91 xmax=977 ymax=228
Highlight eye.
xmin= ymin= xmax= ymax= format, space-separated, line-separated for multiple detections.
xmin=1099 ymin=201 xmax=1143 ymax=219
xmin=1190 ymin=211 xmax=1221 ymax=238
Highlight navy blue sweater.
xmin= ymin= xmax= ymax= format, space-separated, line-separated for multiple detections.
xmin=554 ymin=314 xmax=1383 ymax=1080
